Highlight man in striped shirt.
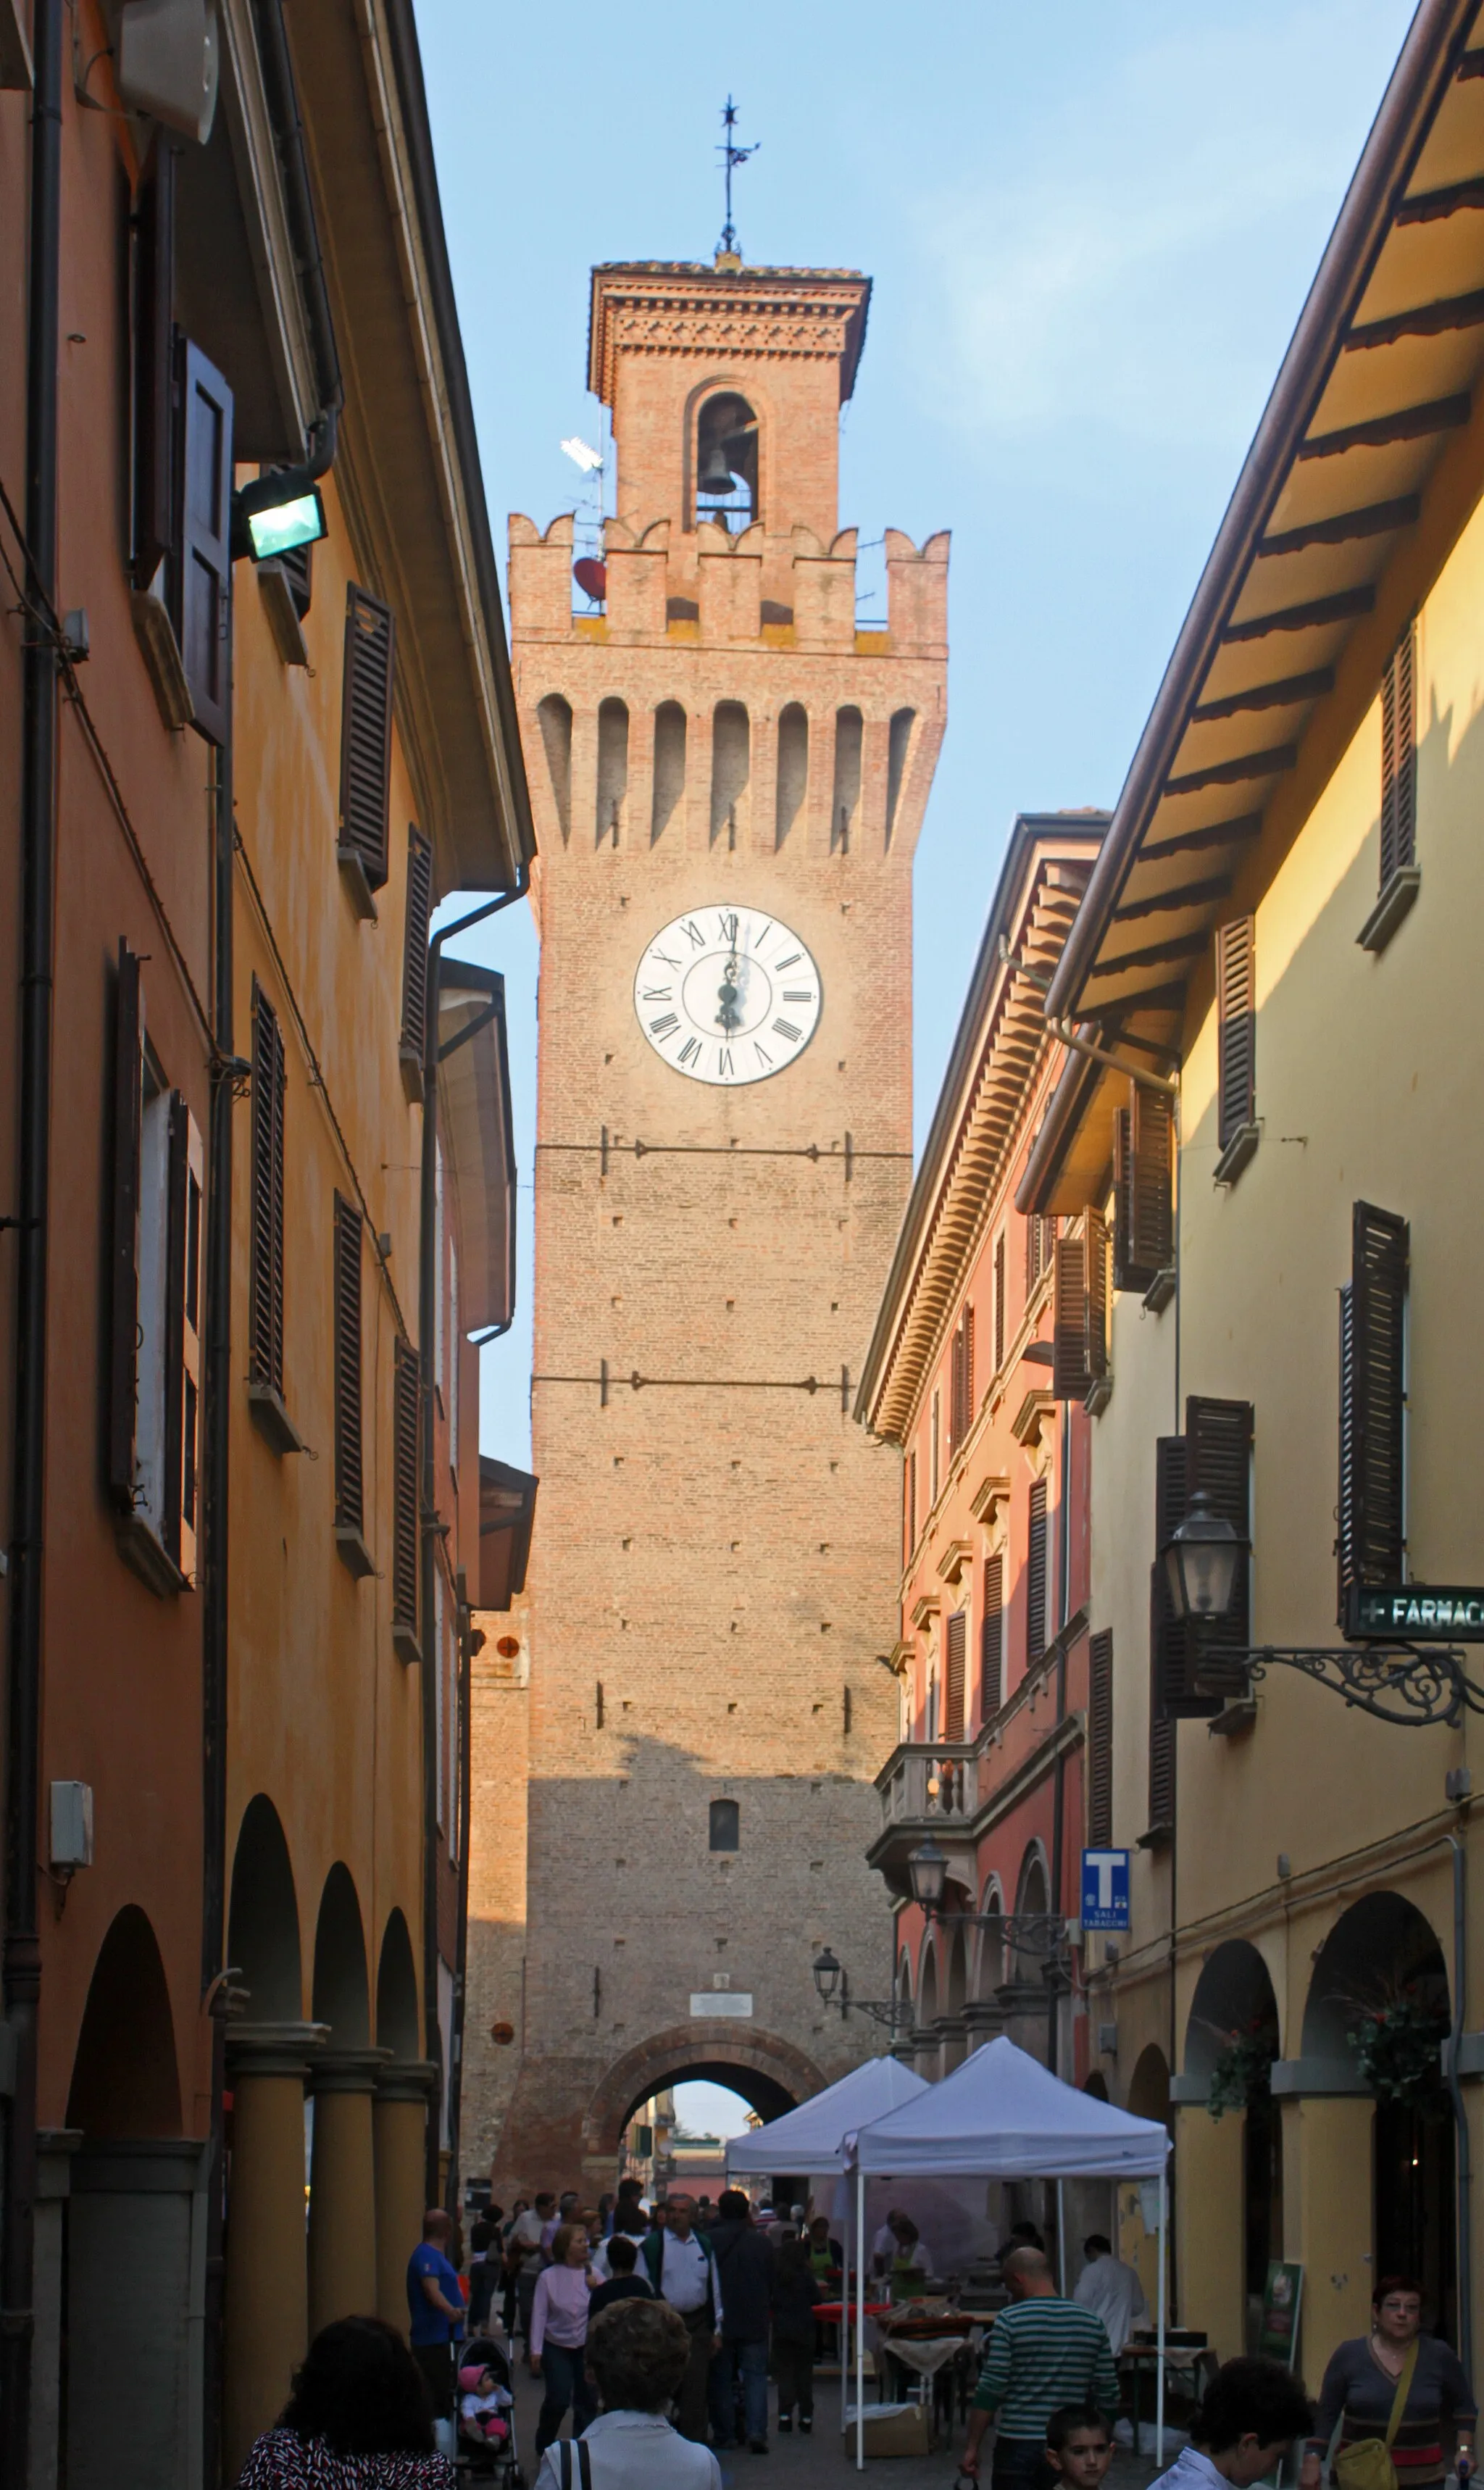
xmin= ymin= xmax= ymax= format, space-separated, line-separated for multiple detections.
xmin=962 ymin=2249 xmax=1121 ymax=2490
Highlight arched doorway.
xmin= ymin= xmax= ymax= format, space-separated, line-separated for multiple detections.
xmin=223 ymin=1799 xmax=307 ymax=2474
xmin=65 ymin=1907 xmax=199 ymax=2490
xmin=227 ymin=1791 xmax=302 ymax=2020
xmin=1305 ymin=1892 xmax=1454 ymax=2341
xmin=307 ymin=1866 xmax=375 ymax=2333
xmin=1186 ymin=1939 xmax=1282 ymax=2331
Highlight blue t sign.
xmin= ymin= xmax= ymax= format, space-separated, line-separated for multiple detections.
xmin=1081 ymin=1848 xmax=1130 ymax=1931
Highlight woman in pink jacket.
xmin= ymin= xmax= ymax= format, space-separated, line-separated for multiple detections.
xmin=530 ymin=2224 xmax=598 ymax=2454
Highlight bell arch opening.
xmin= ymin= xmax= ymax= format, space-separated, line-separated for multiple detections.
xmin=695 ymin=391 xmax=759 ymax=529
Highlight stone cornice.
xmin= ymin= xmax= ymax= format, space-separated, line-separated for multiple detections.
xmin=588 ymin=263 xmax=872 ymax=407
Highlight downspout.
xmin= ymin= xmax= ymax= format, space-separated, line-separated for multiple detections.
xmin=419 ymin=876 xmax=528 ymax=2206
xmin=0 ymin=12 xmax=62 ymax=2490
xmin=1048 ymin=1398 xmax=1072 ymax=2077
xmin=1448 ymin=1831 xmax=1472 ymax=2372
xmin=445 ymin=1596 xmax=476 ymax=2213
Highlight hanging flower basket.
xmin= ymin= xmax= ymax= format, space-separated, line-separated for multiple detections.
xmin=1346 ymin=1986 xmax=1449 ymax=2104
xmin=1206 ymin=2021 xmax=1277 ymax=2120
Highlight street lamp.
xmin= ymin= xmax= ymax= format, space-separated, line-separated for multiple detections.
xmin=812 ymin=1946 xmax=843 ymax=2008
xmin=906 ymin=1836 xmax=949 ymax=1913
xmin=1162 ymin=1489 xmax=1243 ymax=1622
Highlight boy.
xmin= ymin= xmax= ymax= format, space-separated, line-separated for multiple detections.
xmin=1152 ymin=2357 xmax=1313 ymax=2490
xmin=588 ymin=2231 xmax=654 ymax=2320
xmin=1046 ymin=2405 xmax=1114 ymax=2490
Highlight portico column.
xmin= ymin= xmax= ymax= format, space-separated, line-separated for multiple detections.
xmin=1274 ymin=2057 xmax=1374 ymax=2382
xmin=309 ymin=2049 xmax=390 ymax=2336
xmin=31 ymin=2130 xmax=80 ymax=2490
xmin=911 ymin=2023 xmax=938 ymax=2082
xmin=375 ymin=2060 xmax=438 ymax=2333
xmin=224 ymin=2023 xmax=326 ymax=2479
xmin=938 ymin=2014 xmax=968 ymax=2075
xmin=1170 ymin=2075 xmax=1246 ymax=2362
xmin=962 ymin=2002 xmax=1003 ymax=2055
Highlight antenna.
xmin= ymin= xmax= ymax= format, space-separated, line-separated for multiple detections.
xmin=717 ymin=96 xmax=758 ymax=262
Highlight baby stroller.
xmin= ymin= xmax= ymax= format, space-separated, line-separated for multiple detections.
xmin=457 ymin=2334 xmax=522 ymax=2486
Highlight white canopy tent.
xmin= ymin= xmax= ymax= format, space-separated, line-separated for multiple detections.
xmin=725 ymin=2054 xmax=928 ymax=2176
xmin=846 ymin=2037 xmax=1172 ymax=2471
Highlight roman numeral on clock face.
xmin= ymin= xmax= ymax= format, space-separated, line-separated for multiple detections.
xmin=680 ymin=919 xmax=706 ymax=949
xmin=649 ymin=1013 xmax=680 ymax=1038
xmin=678 ymin=1036 xmax=702 ymax=1066
xmin=781 ymin=990 xmax=813 ymax=1004
xmin=753 ymin=1041 xmax=773 ymax=1069
xmin=641 ymin=987 xmax=672 ymax=1002
xmin=717 ymin=1047 xmax=734 ymax=1077
xmin=772 ymin=1019 xmax=801 ymax=1043
xmin=717 ymin=912 xmax=738 ymax=946
xmin=774 ymin=952 xmax=802 ymax=971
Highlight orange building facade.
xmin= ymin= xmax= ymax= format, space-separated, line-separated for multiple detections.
xmin=856 ymin=817 xmax=1110 ymax=2186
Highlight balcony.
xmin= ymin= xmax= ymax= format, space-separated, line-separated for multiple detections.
xmin=868 ymin=1741 xmax=979 ymax=1902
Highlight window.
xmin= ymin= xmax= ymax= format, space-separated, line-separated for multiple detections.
xmin=695 ymin=391 xmax=758 ymax=528
xmin=710 ymin=701 xmax=750 ymax=849
xmin=1026 ymin=1478 xmax=1049 ymax=1668
xmin=944 ymin=1610 xmax=967 ymax=1741
xmin=993 ymin=1231 xmax=1006 ymax=1376
xmin=1380 ymin=620 xmax=1417 ymax=886
xmin=653 ymin=701 xmax=688 ymax=845
xmin=109 ymin=941 xmax=204 ymax=1591
xmin=333 ymin=1193 xmax=372 ymax=1575
xmin=1214 ymin=916 xmax=1256 ymax=1169
xmin=177 ymin=341 xmax=233 ymax=744
xmin=338 ymin=583 xmax=395 ymax=902
xmin=709 ymin=1799 xmax=740 ymax=1852
xmin=885 ymin=709 xmax=914 ymax=849
xmin=1088 ymin=1629 xmax=1114 ymax=1848
xmin=391 ymin=1337 xmax=420 ymax=1662
xmin=1151 ymin=1402 xmax=1252 ymax=1720
xmin=930 ymin=1389 xmax=941 ymax=1504
xmin=1026 ymin=1212 xmax=1055 ymax=1295
xmin=399 ymin=827 xmax=434 ymax=1101
xmin=1113 ymin=1082 xmax=1173 ymax=1292
xmin=247 ymin=981 xmax=291 ymax=1446
xmin=1053 ymin=1216 xmax=1108 ymax=1398
xmin=1338 ymin=1203 xmax=1409 ymax=1620
xmin=775 ymin=703 xmax=807 ymax=849
xmin=905 ymin=1450 xmax=917 ymax=1563
xmin=949 ymin=1307 xmax=975 ymax=1452
xmin=131 ymin=141 xmax=175 ymax=595
xmin=596 ymin=696 xmax=629 ymax=847
xmin=980 ymin=1554 xmax=1004 ymax=1719
xmin=536 ymin=694 xmax=572 ymax=844
xmin=832 ymin=707 xmax=862 ymax=854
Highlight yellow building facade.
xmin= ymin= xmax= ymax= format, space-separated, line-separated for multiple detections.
xmin=1020 ymin=1 xmax=1484 ymax=2394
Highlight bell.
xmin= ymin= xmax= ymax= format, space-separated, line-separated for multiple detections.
xmin=696 ymin=439 xmax=735 ymax=498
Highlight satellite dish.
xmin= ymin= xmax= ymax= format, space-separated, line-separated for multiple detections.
xmin=573 ymin=557 xmax=607 ymax=604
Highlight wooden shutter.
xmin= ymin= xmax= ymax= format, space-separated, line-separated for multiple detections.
xmin=339 ymin=584 xmax=395 ymax=891
xmin=1215 ymin=916 xmax=1256 ymax=1148
xmin=1147 ymin=1706 xmax=1175 ymax=1836
xmin=249 ymin=980 xmax=287 ymax=1396
xmin=1185 ymin=1394 xmax=1254 ymax=1703
xmin=1027 ymin=1211 xmax=1053 ymax=1295
xmin=109 ymin=943 xmax=144 ymax=1507
xmin=333 ymin=1194 xmax=364 ymax=1537
xmin=980 ymin=1554 xmax=1004 ymax=1716
xmin=964 ymin=1305 xmax=976 ymax=1427
xmin=175 ymin=337 xmax=233 ymax=746
xmin=1125 ymin=1083 xmax=1173 ymax=1283
xmin=1051 ymin=1232 xmax=1091 ymax=1400
xmin=132 ymin=141 xmax=175 ymax=589
xmin=1151 ymin=1432 xmax=1209 ymax=1721
xmin=1338 ymin=1202 xmax=1409 ymax=1608
xmin=400 ymin=826 xmax=435 ymax=1064
xmin=391 ymin=1336 xmax=420 ymax=1651
xmin=993 ymin=1231 xmax=1006 ymax=1375
xmin=1027 ymin=1478 xmax=1049 ymax=1667
xmin=944 ymin=1610 xmax=967 ymax=1741
xmin=1380 ymin=622 xmax=1417 ymax=885
xmin=277 ymin=536 xmax=313 ymax=622
xmin=1085 ymin=1208 xmax=1108 ymax=1381
xmin=1088 ymin=1628 xmax=1114 ymax=1848
xmin=164 ymin=1099 xmax=204 ymax=1577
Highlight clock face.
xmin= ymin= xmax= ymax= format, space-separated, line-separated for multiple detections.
xmin=633 ymin=904 xmax=823 ymax=1086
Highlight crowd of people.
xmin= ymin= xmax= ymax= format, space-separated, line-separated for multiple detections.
xmin=230 ymin=2173 xmax=1479 ymax=2490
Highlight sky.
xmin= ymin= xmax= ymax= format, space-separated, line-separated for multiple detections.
xmin=419 ymin=0 xmax=1420 ymax=1465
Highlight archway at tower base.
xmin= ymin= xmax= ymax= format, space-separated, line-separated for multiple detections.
xmin=585 ymin=2024 xmax=829 ymax=2162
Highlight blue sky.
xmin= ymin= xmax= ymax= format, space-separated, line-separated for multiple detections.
xmin=420 ymin=0 xmax=1419 ymax=1465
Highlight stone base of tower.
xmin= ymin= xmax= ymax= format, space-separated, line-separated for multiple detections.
xmin=491 ymin=2023 xmax=849 ymax=2202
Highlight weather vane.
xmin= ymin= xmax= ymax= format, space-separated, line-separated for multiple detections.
xmin=717 ymin=96 xmax=758 ymax=261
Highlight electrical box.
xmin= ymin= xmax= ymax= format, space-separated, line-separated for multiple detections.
xmin=50 ymin=1781 xmax=93 ymax=1870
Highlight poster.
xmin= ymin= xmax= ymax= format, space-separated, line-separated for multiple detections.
xmin=1259 ymin=2261 xmax=1304 ymax=2366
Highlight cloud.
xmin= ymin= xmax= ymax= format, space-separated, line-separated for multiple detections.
xmin=907 ymin=1 xmax=1415 ymax=461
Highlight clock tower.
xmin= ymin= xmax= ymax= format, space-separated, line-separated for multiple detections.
xmin=485 ymin=255 xmax=949 ymax=2191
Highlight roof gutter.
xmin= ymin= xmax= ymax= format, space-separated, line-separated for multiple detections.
xmin=1043 ymin=0 xmax=1478 ymax=1023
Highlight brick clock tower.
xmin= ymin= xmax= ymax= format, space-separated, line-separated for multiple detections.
xmin=489 ymin=255 xmax=948 ymax=2191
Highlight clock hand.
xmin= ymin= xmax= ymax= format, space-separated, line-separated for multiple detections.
xmin=716 ymin=946 xmax=746 ymax=1035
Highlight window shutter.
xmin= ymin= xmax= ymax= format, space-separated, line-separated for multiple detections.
xmin=944 ymin=1610 xmax=967 ymax=1741
xmin=277 ymin=536 xmax=313 ymax=622
xmin=964 ymin=1305 xmax=975 ymax=1428
xmin=1339 ymin=1202 xmax=1409 ymax=1610
xmin=400 ymin=826 xmax=435 ymax=1079
xmin=1051 ymin=1232 xmax=1091 ymax=1400
xmin=1027 ymin=1478 xmax=1049 ymax=1667
xmin=1027 ymin=1211 xmax=1054 ymax=1295
xmin=163 ymin=1098 xmax=204 ymax=1577
xmin=1150 ymin=1432 xmax=1204 ymax=1720
xmin=1088 ymin=1628 xmax=1114 ymax=1848
xmin=109 ymin=943 xmax=144 ymax=1507
xmin=391 ymin=1336 xmax=420 ymax=1657
xmin=333 ymin=1194 xmax=364 ymax=1539
xmin=1114 ymin=1082 xmax=1173 ymax=1288
xmin=1084 ymin=1209 xmax=1108 ymax=1381
xmin=980 ymin=1554 xmax=1004 ymax=1717
xmin=993 ymin=1232 xmax=1006 ymax=1375
xmin=1185 ymin=1394 xmax=1254 ymax=1706
xmin=249 ymin=981 xmax=287 ymax=1397
xmin=1380 ymin=622 xmax=1417 ymax=885
xmin=132 ymin=142 xmax=176 ymax=590
xmin=1215 ymin=916 xmax=1256 ymax=1148
xmin=174 ymin=337 xmax=233 ymax=746
xmin=340 ymin=584 xmax=395 ymax=891
xmin=1148 ymin=1705 xmax=1175 ymax=1836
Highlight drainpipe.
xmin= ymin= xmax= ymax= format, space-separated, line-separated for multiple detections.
xmin=1046 ymin=1400 xmax=1072 ymax=2076
xmin=445 ymin=1596 xmax=477 ymax=2213
xmin=1448 ymin=1831 xmax=1472 ymax=2370
xmin=0 ymin=10 xmax=62 ymax=2487
xmin=419 ymin=877 xmax=529 ymax=2207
